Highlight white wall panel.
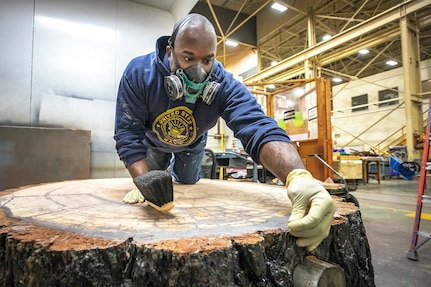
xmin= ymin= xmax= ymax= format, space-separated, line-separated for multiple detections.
xmin=0 ymin=0 xmax=34 ymax=125
xmin=170 ymin=0 xmax=198 ymax=20
xmin=32 ymin=0 xmax=117 ymax=106
xmin=0 ymin=0 xmax=190 ymax=179
xmin=38 ymin=93 xmax=115 ymax=131
xmin=115 ymin=1 xmax=174 ymax=80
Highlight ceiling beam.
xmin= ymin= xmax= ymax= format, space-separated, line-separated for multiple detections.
xmin=244 ymin=0 xmax=430 ymax=83
xmin=259 ymin=28 xmax=401 ymax=82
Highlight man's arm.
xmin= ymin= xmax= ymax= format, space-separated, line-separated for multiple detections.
xmin=258 ymin=141 xmax=304 ymax=183
xmin=127 ymin=159 xmax=149 ymax=178
xmin=114 ymin=59 xmax=150 ymax=169
xmin=259 ymin=140 xmax=335 ymax=252
xmin=122 ymin=159 xmax=149 ymax=204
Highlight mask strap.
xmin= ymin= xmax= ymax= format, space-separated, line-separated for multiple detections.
xmin=170 ymin=48 xmax=181 ymax=72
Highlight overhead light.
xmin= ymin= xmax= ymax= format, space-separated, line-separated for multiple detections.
xmin=322 ymin=34 xmax=332 ymax=41
xmin=358 ymin=49 xmax=369 ymax=55
xmin=225 ymin=39 xmax=239 ymax=47
xmin=271 ymin=60 xmax=278 ymax=66
xmin=271 ymin=2 xmax=288 ymax=12
xmin=386 ymin=60 xmax=398 ymax=66
xmin=332 ymin=77 xmax=343 ymax=83
xmin=267 ymin=84 xmax=276 ymax=89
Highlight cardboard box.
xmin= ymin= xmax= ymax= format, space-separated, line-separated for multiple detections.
xmin=333 ymin=160 xmax=362 ymax=179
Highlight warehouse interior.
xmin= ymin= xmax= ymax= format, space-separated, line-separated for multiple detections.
xmin=1 ymin=0 xmax=431 ymax=286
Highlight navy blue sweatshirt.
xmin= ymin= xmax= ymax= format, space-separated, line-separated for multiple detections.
xmin=114 ymin=36 xmax=291 ymax=167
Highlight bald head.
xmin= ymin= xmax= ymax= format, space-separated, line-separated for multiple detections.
xmin=166 ymin=14 xmax=217 ymax=75
xmin=169 ymin=14 xmax=216 ymax=50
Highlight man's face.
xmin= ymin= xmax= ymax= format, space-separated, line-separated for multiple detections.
xmin=167 ymin=25 xmax=217 ymax=75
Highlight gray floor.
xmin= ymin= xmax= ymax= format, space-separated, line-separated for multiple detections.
xmin=353 ymin=177 xmax=431 ymax=287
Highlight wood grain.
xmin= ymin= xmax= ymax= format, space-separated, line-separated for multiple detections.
xmin=0 ymin=178 xmax=375 ymax=286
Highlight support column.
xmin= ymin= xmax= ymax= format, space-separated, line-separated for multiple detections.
xmin=305 ymin=8 xmax=318 ymax=79
xmin=401 ymin=13 xmax=422 ymax=162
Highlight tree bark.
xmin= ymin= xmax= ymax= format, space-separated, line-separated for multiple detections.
xmin=0 ymin=179 xmax=375 ymax=286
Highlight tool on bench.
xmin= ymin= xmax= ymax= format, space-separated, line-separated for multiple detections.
xmin=310 ymin=154 xmax=359 ymax=207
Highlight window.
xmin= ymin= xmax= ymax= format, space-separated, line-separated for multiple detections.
xmin=352 ymin=94 xmax=368 ymax=112
xmin=378 ymin=88 xmax=399 ymax=107
xmin=421 ymin=80 xmax=431 ymax=94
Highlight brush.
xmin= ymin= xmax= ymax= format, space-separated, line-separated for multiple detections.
xmin=133 ymin=170 xmax=174 ymax=212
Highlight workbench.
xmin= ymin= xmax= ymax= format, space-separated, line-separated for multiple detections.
xmin=214 ymin=151 xmax=259 ymax=182
xmin=361 ymin=156 xmax=387 ymax=184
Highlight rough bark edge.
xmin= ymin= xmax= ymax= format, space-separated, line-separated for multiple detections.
xmin=0 ymin=200 xmax=375 ymax=287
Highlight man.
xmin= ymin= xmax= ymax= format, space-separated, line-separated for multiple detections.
xmin=114 ymin=13 xmax=334 ymax=251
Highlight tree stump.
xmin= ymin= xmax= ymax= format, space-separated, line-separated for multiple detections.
xmin=0 ymin=179 xmax=375 ymax=286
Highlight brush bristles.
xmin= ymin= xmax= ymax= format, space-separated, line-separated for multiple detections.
xmin=133 ymin=170 xmax=174 ymax=210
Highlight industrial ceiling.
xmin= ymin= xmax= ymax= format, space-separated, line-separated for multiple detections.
xmin=134 ymin=0 xmax=431 ymax=86
xmin=191 ymin=0 xmax=431 ymax=86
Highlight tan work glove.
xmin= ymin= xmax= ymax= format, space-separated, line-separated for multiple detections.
xmin=286 ymin=169 xmax=335 ymax=251
xmin=123 ymin=188 xmax=145 ymax=204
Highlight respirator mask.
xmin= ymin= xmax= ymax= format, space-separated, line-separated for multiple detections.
xmin=164 ymin=56 xmax=219 ymax=105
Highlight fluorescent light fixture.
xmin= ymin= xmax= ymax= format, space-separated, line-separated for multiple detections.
xmin=386 ymin=60 xmax=398 ymax=66
xmin=332 ymin=77 xmax=343 ymax=83
xmin=358 ymin=49 xmax=369 ymax=55
xmin=271 ymin=2 xmax=288 ymax=12
xmin=271 ymin=60 xmax=278 ymax=66
xmin=225 ymin=39 xmax=239 ymax=47
xmin=322 ymin=34 xmax=332 ymax=41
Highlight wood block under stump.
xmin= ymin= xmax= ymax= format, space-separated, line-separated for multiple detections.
xmin=0 ymin=179 xmax=375 ymax=286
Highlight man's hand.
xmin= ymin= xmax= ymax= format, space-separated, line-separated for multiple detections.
xmin=123 ymin=188 xmax=145 ymax=204
xmin=286 ymin=169 xmax=335 ymax=251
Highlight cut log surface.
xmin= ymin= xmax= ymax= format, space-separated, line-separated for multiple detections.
xmin=0 ymin=178 xmax=375 ymax=287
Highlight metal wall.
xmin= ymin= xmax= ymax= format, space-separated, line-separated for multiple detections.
xmin=0 ymin=0 xmax=195 ymax=180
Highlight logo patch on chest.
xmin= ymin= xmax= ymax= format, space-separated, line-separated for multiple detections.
xmin=153 ymin=106 xmax=196 ymax=146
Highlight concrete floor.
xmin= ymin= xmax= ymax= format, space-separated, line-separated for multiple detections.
xmin=353 ymin=177 xmax=431 ymax=287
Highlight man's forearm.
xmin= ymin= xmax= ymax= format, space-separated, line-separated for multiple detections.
xmin=259 ymin=141 xmax=305 ymax=184
xmin=127 ymin=159 xmax=149 ymax=178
